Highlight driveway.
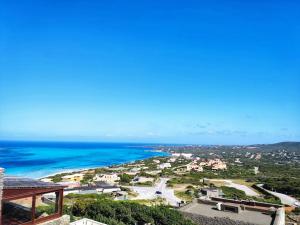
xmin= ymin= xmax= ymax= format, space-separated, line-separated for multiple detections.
xmin=128 ymin=178 xmax=181 ymax=206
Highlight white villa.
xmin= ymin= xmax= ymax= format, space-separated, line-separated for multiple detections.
xmin=186 ymin=163 xmax=203 ymax=172
xmin=167 ymin=157 xmax=177 ymax=163
xmin=211 ymin=161 xmax=227 ymax=170
xmin=93 ymin=173 xmax=120 ymax=184
xmin=158 ymin=163 xmax=171 ymax=169
xmin=153 ymin=159 xmax=161 ymax=164
xmin=171 ymin=153 xmax=193 ymax=159
xmin=199 ymin=159 xmax=227 ymax=170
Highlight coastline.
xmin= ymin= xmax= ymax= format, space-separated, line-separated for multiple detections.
xmin=41 ymin=150 xmax=170 ymax=180
xmin=0 ymin=141 xmax=169 ymax=178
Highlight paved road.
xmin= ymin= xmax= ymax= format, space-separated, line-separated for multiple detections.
xmin=209 ymin=179 xmax=259 ymax=196
xmin=257 ymin=184 xmax=300 ymax=206
xmin=224 ymin=180 xmax=259 ymax=197
xmin=129 ymin=178 xmax=181 ymax=206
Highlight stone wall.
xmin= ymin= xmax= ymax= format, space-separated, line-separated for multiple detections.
xmin=0 ymin=168 xmax=4 ymax=223
xmin=40 ymin=215 xmax=70 ymax=225
xmin=181 ymin=212 xmax=257 ymax=225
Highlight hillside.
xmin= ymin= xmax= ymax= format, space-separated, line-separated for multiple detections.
xmin=254 ymin=142 xmax=300 ymax=152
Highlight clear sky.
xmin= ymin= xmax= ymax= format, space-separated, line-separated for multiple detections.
xmin=0 ymin=0 xmax=299 ymax=144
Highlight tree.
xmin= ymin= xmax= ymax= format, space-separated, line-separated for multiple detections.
xmin=119 ymin=174 xmax=133 ymax=183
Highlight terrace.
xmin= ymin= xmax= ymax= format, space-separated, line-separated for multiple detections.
xmin=1 ymin=176 xmax=65 ymax=225
xmin=180 ymin=202 xmax=274 ymax=225
xmin=179 ymin=198 xmax=285 ymax=225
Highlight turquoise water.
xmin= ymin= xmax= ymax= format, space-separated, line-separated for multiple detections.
xmin=0 ymin=141 xmax=168 ymax=178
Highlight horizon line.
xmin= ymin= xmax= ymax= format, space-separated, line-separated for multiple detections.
xmin=0 ymin=139 xmax=299 ymax=146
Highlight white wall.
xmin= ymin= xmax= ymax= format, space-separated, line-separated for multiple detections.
xmin=273 ymin=208 xmax=285 ymax=225
xmin=70 ymin=218 xmax=107 ymax=225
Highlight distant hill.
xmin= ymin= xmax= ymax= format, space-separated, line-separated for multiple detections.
xmin=253 ymin=141 xmax=300 ymax=152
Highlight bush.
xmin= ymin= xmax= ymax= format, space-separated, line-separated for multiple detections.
xmin=221 ymin=186 xmax=247 ymax=199
xmin=119 ymin=174 xmax=134 ymax=184
xmin=69 ymin=198 xmax=196 ymax=225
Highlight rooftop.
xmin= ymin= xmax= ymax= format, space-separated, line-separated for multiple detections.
xmin=66 ymin=182 xmax=119 ymax=191
xmin=3 ymin=176 xmax=64 ymax=189
xmin=180 ymin=202 xmax=274 ymax=225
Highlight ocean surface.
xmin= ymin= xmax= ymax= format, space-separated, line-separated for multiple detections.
xmin=0 ymin=141 xmax=168 ymax=178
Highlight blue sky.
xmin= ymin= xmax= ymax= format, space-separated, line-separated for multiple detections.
xmin=0 ymin=0 xmax=299 ymax=144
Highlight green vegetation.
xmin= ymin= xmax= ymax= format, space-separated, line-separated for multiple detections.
xmin=220 ymin=186 xmax=281 ymax=204
xmin=255 ymin=142 xmax=300 ymax=153
xmin=175 ymin=186 xmax=197 ymax=202
xmin=161 ymin=142 xmax=300 ymax=199
xmin=119 ymin=174 xmax=134 ymax=184
xmin=44 ymin=141 xmax=299 ymax=213
xmin=160 ymin=168 xmax=176 ymax=177
xmin=36 ymin=205 xmax=56 ymax=215
xmin=167 ymin=174 xmax=203 ymax=186
xmin=175 ymin=191 xmax=193 ymax=202
xmin=251 ymin=195 xmax=282 ymax=205
xmin=81 ymin=173 xmax=94 ymax=184
xmin=135 ymin=181 xmax=153 ymax=186
xmin=220 ymin=186 xmax=247 ymax=199
xmin=49 ymin=173 xmax=64 ymax=182
xmin=260 ymin=177 xmax=300 ymax=198
xmin=138 ymin=171 xmax=157 ymax=178
xmin=64 ymin=195 xmax=196 ymax=225
xmin=257 ymin=162 xmax=300 ymax=179
xmin=65 ymin=193 xmax=113 ymax=202
xmin=292 ymin=207 xmax=300 ymax=215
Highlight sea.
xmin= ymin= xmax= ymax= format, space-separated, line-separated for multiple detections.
xmin=0 ymin=141 xmax=168 ymax=178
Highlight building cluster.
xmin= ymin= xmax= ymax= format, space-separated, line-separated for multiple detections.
xmin=245 ymin=152 xmax=262 ymax=160
xmin=171 ymin=153 xmax=193 ymax=159
xmin=199 ymin=158 xmax=227 ymax=170
xmin=171 ymin=155 xmax=227 ymax=173
xmin=158 ymin=162 xmax=172 ymax=169
xmin=262 ymin=149 xmax=300 ymax=163
xmin=93 ymin=173 xmax=120 ymax=184
xmin=186 ymin=163 xmax=203 ymax=172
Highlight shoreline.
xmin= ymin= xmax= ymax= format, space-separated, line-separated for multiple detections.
xmin=41 ymin=151 xmax=170 ymax=180
xmin=0 ymin=142 xmax=170 ymax=179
